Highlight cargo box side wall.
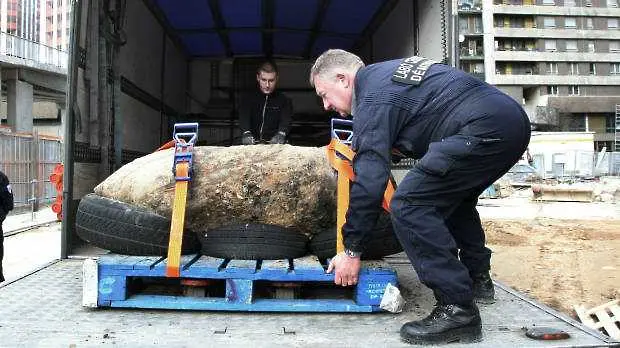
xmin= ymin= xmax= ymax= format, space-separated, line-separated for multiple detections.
xmin=64 ymin=0 xmax=191 ymax=255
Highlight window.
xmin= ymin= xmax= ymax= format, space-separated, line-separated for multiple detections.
xmin=609 ymin=18 xmax=619 ymax=29
xmin=569 ymin=85 xmax=580 ymax=95
xmin=587 ymin=41 xmax=595 ymax=52
xmin=564 ymin=114 xmax=586 ymax=131
xmin=542 ymin=0 xmax=555 ymax=4
xmin=565 ymin=40 xmax=578 ymax=52
xmin=545 ymin=40 xmax=557 ymax=51
xmin=609 ymin=0 xmax=618 ymax=7
xmin=610 ymin=41 xmax=620 ymax=52
xmin=547 ymin=85 xmax=559 ymax=95
xmin=569 ymin=63 xmax=579 ymax=75
xmin=565 ymin=17 xmax=576 ymax=28
xmin=565 ymin=0 xmax=576 ymax=5
xmin=589 ymin=63 xmax=596 ymax=75
xmin=611 ymin=62 xmax=620 ymax=75
xmin=586 ymin=18 xmax=593 ymax=29
xmin=544 ymin=17 xmax=556 ymax=28
xmin=546 ymin=62 xmax=558 ymax=74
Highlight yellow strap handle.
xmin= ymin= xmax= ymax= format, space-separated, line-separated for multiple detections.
xmin=166 ymin=162 xmax=190 ymax=277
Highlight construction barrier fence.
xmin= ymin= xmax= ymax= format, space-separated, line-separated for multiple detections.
xmin=531 ymin=150 xmax=620 ymax=180
xmin=0 ymin=132 xmax=63 ymax=209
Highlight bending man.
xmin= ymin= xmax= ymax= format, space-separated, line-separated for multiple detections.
xmin=311 ymin=50 xmax=530 ymax=345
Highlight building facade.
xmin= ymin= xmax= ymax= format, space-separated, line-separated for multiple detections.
xmin=0 ymin=0 xmax=71 ymax=51
xmin=457 ymin=0 xmax=620 ymax=151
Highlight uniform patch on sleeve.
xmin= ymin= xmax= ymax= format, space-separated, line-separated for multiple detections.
xmin=391 ymin=56 xmax=437 ymax=86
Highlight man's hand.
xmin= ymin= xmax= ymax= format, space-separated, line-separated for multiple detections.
xmin=326 ymin=252 xmax=361 ymax=287
xmin=241 ymin=131 xmax=255 ymax=145
xmin=269 ymin=131 xmax=286 ymax=144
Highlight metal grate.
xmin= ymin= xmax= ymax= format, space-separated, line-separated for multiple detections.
xmin=73 ymin=142 xmax=101 ymax=163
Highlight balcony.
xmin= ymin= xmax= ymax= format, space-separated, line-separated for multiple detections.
xmin=491 ymin=74 xmax=620 ymax=86
xmin=460 ymin=47 xmax=485 ymax=60
xmin=494 ymin=27 xmax=620 ymax=39
xmin=458 ymin=0 xmax=483 ymax=12
xmin=459 ymin=5 xmax=483 ymax=13
xmin=0 ymin=32 xmax=68 ymax=72
xmin=494 ymin=50 xmax=620 ymax=62
xmin=492 ymin=5 xmax=620 ymax=17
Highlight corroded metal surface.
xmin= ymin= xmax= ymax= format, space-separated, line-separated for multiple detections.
xmin=94 ymin=145 xmax=337 ymax=236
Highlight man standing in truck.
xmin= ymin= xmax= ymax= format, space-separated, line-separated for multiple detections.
xmin=311 ymin=49 xmax=530 ymax=345
xmin=0 ymin=170 xmax=15 ymax=283
xmin=239 ymin=60 xmax=293 ymax=145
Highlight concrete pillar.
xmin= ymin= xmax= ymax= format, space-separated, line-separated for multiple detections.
xmin=482 ymin=0 xmax=496 ymax=84
xmin=7 ymin=79 xmax=34 ymax=133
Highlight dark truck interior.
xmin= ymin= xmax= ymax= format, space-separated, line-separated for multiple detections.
xmin=147 ymin=0 xmax=402 ymax=146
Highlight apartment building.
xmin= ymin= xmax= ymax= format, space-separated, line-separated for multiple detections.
xmin=0 ymin=0 xmax=71 ymax=51
xmin=457 ymin=0 xmax=620 ymax=151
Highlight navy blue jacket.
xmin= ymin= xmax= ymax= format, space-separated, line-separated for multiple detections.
xmin=344 ymin=58 xmax=508 ymax=252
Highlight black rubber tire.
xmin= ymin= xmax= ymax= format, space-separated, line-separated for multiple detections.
xmin=309 ymin=212 xmax=403 ymax=260
xmin=199 ymin=223 xmax=309 ymax=260
xmin=76 ymin=193 xmax=200 ymax=256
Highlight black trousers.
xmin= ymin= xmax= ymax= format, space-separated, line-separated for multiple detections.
xmin=390 ymin=93 xmax=531 ymax=305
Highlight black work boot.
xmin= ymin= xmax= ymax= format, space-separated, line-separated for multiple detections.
xmin=400 ymin=303 xmax=482 ymax=345
xmin=472 ymin=272 xmax=495 ymax=304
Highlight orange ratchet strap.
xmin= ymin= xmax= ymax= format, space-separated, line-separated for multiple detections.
xmin=326 ymin=138 xmax=397 ymax=253
xmin=165 ymin=123 xmax=199 ymax=277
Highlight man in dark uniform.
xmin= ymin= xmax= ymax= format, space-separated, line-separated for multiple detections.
xmin=239 ymin=61 xmax=293 ymax=145
xmin=0 ymin=170 xmax=15 ymax=282
xmin=312 ymin=49 xmax=530 ymax=344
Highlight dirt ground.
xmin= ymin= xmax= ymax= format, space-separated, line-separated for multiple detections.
xmin=483 ymin=218 xmax=620 ymax=317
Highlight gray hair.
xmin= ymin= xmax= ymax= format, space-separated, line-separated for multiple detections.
xmin=309 ymin=49 xmax=365 ymax=86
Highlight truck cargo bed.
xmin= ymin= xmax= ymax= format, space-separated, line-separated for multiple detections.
xmin=0 ymin=255 xmax=616 ymax=347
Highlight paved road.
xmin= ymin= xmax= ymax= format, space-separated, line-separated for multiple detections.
xmin=1 ymin=207 xmax=60 ymax=285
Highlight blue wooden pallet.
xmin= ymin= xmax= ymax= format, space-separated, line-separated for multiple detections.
xmin=95 ymin=254 xmax=398 ymax=312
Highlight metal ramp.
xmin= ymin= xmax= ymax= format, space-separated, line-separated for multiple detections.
xmin=0 ymin=258 xmax=617 ymax=347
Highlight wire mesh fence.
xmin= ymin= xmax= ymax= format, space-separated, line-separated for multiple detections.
xmin=0 ymin=132 xmax=63 ymax=209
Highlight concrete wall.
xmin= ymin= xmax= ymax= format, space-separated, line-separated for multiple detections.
xmin=0 ymin=101 xmax=59 ymax=119
xmin=497 ymin=85 xmax=524 ymax=105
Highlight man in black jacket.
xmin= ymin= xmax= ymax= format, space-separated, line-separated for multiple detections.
xmin=239 ymin=61 xmax=293 ymax=145
xmin=0 ymin=170 xmax=15 ymax=282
